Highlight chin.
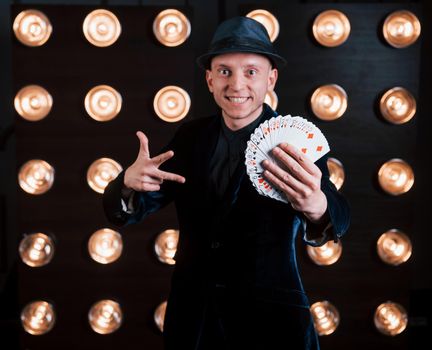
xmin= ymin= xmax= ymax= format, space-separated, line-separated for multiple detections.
xmin=224 ymin=112 xmax=249 ymax=120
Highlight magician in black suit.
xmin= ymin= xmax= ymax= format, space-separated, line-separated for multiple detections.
xmin=103 ymin=16 xmax=350 ymax=350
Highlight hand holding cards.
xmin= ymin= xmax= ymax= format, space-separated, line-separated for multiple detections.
xmin=245 ymin=114 xmax=330 ymax=203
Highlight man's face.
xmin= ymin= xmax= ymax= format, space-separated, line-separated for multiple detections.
xmin=205 ymin=52 xmax=278 ymax=129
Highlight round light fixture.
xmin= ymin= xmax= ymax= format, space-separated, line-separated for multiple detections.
xmin=311 ymin=84 xmax=348 ymax=121
xmin=383 ymin=10 xmax=421 ymax=48
xmin=13 ymin=9 xmax=52 ymax=47
xmin=18 ymin=159 xmax=54 ymax=195
xmin=153 ymin=9 xmax=191 ymax=47
xmin=153 ymin=85 xmax=190 ymax=122
xmin=83 ymin=9 xmax=121 ymax=47
xmin=312 ymin=10 xmax=350 ymax=47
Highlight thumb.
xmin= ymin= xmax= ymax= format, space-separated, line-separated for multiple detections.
xmin=136 ymin=131 xmax=150 ymax=157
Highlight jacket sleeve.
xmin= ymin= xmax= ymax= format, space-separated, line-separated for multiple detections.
xmin=300 ymin=154 xmax=351 ymax=247
xmin=102 ymin=124 xmax=187 ymax=227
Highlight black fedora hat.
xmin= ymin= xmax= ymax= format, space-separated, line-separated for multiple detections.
xmin=196 ymin=16 xmax=287 ymax=69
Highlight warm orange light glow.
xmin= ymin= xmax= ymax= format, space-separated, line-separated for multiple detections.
xmin=311 ymin=84 xmax=347 ymax=121
xmin=88 ymin=228 xmax=123 ymax=264
xmin=13 ymin=9 xmax=52 ymax=47
xmin=327 ymin=157 xmax=345 ymax=190
xmin=154 ymin=300 xmax=168 ymax=332
xmin=374 ymin=302 xmax=408 ymax=336
xmin=18 ymin=159 xmax=54 ymax=195
xmin=246 ymin=9 xmax=279 ymax=42
xmin=380 ymin=87 xmax=416 ymax=124
xmin=310 ymin=300 xmax=340 ymax=336
xmin=377 ymin=229 xmax=412 ymax=266
xmin=153 ymin=86 xmax=191 ymax=122
xmin=14 ymin=85 xmax=53 ymax=121
xmin=307 ymin=240 xmax=342 ymax=266
xmin=264 ymin=90 xmax=278 ymax=111
xmin=19 ymin=233 xmax=54 ymax=267
xmin=83 ymin=9 xmax=121 ymax=47
xmin=312 ymin=10 xmax=350 ymax=47
xmin=88 ymin=300 xmax=122 ymax=334
xmin=85 ymin=85 xmax=122 ymax=122
xmin=153 ymin=9 xmax=191 ymax=47
xmin=87 ymin=158 xmax=122 ymax=194
xmin=155 ymin=229 xmax=179 ymax=265
xmin=21 ymin=301 xmax=55 ymax=335
xmin=383 ymin=10 xmax=421 ymax=48
xmin=378 ymin=159 xmax=414 ymax=195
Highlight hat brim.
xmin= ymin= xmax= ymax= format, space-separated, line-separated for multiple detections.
xmin=196 ymin=47 xmax=287 ymax=70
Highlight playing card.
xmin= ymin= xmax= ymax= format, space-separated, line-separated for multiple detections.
xmin=285 ymin=116 xmax=329 ymax=162
xmin=245 ymin=114 xmax=330 ymax=203
xmin=258 ymin=119 xmax=272 ymax=155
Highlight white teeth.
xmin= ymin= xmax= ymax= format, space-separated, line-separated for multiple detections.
xmin=228 ymin=97 xmax=248 ymax=103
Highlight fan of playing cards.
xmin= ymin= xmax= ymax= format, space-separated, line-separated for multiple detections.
xmin=245 ymin=115 xmax=330 ymax=203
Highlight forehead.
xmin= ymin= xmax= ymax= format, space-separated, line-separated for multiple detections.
xmin=211 ymin=52 xmax=272 ymax=68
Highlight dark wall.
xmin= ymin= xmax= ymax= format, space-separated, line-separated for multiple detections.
xmin=1 ymin=1 xmax=431 ymax=349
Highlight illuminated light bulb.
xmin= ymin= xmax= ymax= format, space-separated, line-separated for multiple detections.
xmin=154 ymin=229 xmax=179 ymax=265
xmin=19 ymin=233 xmax=54 ymax=267
xmin=153 ymin=9 xmax=191 ymax=47
xmin=21 ymin=301 xmax=55 ymax=335
xmin=383 ymin=10 xmax=421 ymax=48
xmin=153 ymin=86 xmax=191 ymax=122
xmin=84 ymin=85 xmax=122 ymax=122
xmin=310 ymin=84 xmax=347 ymax=121
xmin=154 ymin=300 xmax=167 ymax=332
xmin=379 ymin=87 xmax=416 ymax=124
xmin=18 ymin=159 xmax=54 ymax=195
xmin=327 ymin=157 xmax=345 ymax=190
xmin=378 ymin=158 xmax=414 ymax=195
xmin=310 ymin=300 xmax=340 ymax=336
xmin=13 ymin=9 xmax=52 ymax=47
xmin=264 ymin=90 xmax=278 ymax=110
xmin=88 ymin=228 xmax=123 ymax=264
xmin=83 ymin=9 xmax=121 ymax=47
xmin=14 ymin=85 xmax=53 ymax=121
xmin=87 ymin=158 xmax=122 ymax=194
xmin=307 ymin=240 xmax=342 ymax=266
xmin=88 ymin=300 xmax=122 ymax=334
xmin=374 ymin=301 xmax=408 ymax=336
xmin=312 ymin=10 xmax=350 ymax=47
xmin=246 ymin=9 xmax=279 ymax=42
xmin=377 ymin=229 xmax=412 ymax=266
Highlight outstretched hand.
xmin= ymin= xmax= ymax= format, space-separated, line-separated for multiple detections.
xmin=124 ymin=131 xmax=186 ymax=192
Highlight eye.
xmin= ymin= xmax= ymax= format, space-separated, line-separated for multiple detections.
xmin=248 ymin=69 xmax=258 ymax=76
xmin=218 ymin=69 xmax=230 ymax=76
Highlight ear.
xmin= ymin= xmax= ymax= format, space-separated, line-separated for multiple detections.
xmin=205 ymin=69 xmax=214 ymax=93
xmin=267 ymin=68 xmax=278 ymax=92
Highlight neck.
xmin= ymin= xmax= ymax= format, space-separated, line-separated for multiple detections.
xmin=222 ymin=105 xmax=264 ymax=131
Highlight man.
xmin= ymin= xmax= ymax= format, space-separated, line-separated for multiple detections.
xmin=103 ymin=16 xmax=350 ymax=349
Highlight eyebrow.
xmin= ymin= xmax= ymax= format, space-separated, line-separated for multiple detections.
xmin=214 ymin=63 xmax=263 ymax=69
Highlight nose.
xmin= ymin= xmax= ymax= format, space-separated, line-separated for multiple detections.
xmin=228 ymin=71 xmax=245 ymax=91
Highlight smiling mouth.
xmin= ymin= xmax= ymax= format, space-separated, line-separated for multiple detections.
xmin=226 ymin=96 xmax=250 ymax=104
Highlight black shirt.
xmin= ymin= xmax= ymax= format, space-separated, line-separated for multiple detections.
xmin=209 ymin=108 xmax=265 ymax=199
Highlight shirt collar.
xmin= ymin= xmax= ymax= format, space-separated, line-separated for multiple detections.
xmin=221 ymin=103 xmax=275 ymax=142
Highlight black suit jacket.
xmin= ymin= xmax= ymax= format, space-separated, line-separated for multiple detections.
xmin=103 ymin=104 xmax=350 ymax=349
